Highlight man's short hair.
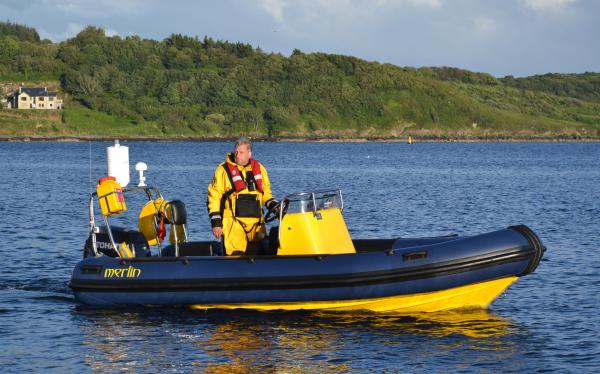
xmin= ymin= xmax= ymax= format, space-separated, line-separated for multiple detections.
xmin=234 ymin=136 xmax=252 ymax=151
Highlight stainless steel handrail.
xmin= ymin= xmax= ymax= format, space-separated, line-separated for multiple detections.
xmin=280 ymin=188 xmax=343 ymax=215
xmin=88 ymin=185 xmax=164 ymax=257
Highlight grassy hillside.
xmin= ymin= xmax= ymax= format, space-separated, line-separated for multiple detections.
xmin=501 ymin=73 xmax=600 ymax=103
xmin=0 ymin=101 xmax=166 ymax=138
xmin=1 ymin=22 xmax=599 ymax=140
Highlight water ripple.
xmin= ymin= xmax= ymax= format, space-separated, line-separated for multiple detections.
xmin=0 ymin=141 xmax=598 ymax=372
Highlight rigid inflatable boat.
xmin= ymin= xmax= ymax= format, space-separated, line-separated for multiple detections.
xmin=70 ymin=174 xmax=544 ymax=311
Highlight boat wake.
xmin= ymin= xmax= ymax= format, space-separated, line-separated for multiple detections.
xmin=0 ymin=278 xmax=72 ymax=295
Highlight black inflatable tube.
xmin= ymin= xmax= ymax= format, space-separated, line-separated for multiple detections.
xmin=510 ymin=224 xmax=545 ymax=276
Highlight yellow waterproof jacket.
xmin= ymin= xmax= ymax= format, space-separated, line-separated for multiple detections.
xmin=207 ymin=153 xmax=274 ymax=254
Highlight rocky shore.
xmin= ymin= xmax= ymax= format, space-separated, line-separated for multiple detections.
xmin=1 ymin=134 xmax=599 ymax=142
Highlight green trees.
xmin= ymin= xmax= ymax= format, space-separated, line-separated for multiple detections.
xmin=1 ymin=20 xmax=598 ymax=138
xmin=0 ymin=21 xmax=40 ymax=42
xmin=0 ymin=22 xmax=62 ymax=80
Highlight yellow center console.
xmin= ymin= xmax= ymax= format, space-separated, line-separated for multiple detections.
xmin=277 ymin=190 xmax=355 ymax=256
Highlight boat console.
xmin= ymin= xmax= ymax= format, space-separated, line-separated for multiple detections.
xmin=276 ymin=189 xmax=356 ymax=255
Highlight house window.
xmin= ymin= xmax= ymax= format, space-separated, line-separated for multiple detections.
xmin=49 ymin=104 xmax=53 ymax=108
xmin=21 ymin=97 xmax=26 ymax=101
xmin=39 ymin=97 xmax=45 ymax=101
xmin=49 ymin=97 xmax=54 ymax=101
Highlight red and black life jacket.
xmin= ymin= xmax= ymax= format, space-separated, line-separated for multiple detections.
xmin=223 ymin=158 xmax=264 ymax=193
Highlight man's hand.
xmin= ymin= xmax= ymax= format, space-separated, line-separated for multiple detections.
xmin=209 ymin=213 xmax=222 ymax=239
xmin=265 ymin=199 xmax=281 ymax=215
xmin=272 ymin=202 xmax=281 ymax=216
xmin=212 ymin=226 xmax=223 ymax=239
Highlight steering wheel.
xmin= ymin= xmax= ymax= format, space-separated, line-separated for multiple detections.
xmin=264 ymin=201 xmax=286 ymax=223
xmin=264 ymin=204 xmax=279 ymax=223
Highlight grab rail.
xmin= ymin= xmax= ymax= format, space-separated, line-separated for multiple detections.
xmin=88 ymin=185 xmax=163 ymax=257
xmin=279 ymin=188 xmax=344 ymax=221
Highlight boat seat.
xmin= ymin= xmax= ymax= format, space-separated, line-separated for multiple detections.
xmin=166 ymin=199 xmax=187 ymax=225
xmin=160 ymin=241 xmax=223 ymax=256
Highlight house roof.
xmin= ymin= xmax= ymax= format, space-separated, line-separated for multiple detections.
xmin=19 ymin=87 xmax=58 ymax=97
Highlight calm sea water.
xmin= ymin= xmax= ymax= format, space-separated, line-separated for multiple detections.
xmin=0 ymin=141 xmax=598 ymax=372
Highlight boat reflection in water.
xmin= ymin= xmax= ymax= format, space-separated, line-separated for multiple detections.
xmin=76 ymin=307 xmax=520 ymax=372
xmin=313 ymin=308 xmax=515 ymax=339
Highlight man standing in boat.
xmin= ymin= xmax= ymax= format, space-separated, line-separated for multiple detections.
xmin=207 ymin=137 xmax=279 ymax=255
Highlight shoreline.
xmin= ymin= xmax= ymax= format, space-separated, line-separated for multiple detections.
xmin=1 ymin=134 xmax=599 ymax=142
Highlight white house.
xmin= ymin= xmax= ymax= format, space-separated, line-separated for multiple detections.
xmin=10 ymin=87 xmax=63 ymax=110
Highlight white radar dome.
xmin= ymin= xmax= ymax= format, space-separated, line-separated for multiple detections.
xmin=135 ymin=162 xmax=148 ymax=187
xmin=135 ymin=162 xmax=147 ymax=171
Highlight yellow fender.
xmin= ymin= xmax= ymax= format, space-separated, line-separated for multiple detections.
xmin=138 ymin=198 xmax=167 ymax=246
xmin=138 ymin=198 xmax=186 ymax=246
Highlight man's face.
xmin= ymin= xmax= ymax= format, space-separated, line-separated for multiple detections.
xmin=234 ymin=144 xmax=252 ymax=166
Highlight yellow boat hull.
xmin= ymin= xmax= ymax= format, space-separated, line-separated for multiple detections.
xmin=191 ymin=276 xmax=518 ymax=313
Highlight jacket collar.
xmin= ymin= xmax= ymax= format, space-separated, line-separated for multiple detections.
xmin=226 ymin=153 xmax=250 ymax=168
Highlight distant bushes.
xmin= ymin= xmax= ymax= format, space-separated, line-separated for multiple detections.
xmin=419 ymin=66 xmax=500 ymax=86
xmin=501 ymin=73 xmax=600 ymax=103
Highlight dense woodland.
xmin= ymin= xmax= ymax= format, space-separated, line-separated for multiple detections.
xmin=1 ymin=21 xmax=599 ymax=138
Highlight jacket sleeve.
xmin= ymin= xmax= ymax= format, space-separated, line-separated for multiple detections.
xmin=259 ymin=164 xmax=274 ymax=206
xmin=207 ymin=164 xmax=228 ymax=227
